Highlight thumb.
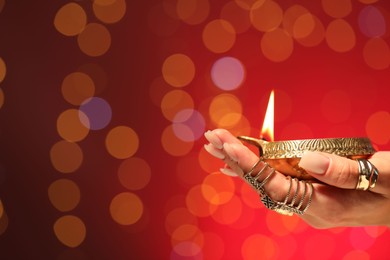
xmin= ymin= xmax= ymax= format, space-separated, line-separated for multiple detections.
xmin=299 ymin=151 xmax=358 ymax=189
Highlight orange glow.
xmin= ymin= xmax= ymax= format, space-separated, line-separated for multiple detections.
xmin=260 ymin=90 xmax=274 ymax=141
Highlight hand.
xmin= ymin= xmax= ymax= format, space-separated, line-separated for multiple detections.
xmin=204 ymin=129 xmax=390 ymax=228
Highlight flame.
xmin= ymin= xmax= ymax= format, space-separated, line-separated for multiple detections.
xmin=260 ymin=90 xmax=274 ymax=141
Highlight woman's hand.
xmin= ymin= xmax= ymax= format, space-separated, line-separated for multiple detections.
xmin=204 ymin=129 xmax=390 ymax=228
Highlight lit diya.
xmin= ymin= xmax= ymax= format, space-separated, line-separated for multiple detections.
xmin=238 ymin=91 xmax=376 ymax=180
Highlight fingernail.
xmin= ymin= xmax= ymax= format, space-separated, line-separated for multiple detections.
xmin=223 ymin=143 xmax=239 ymax=162
xmin=220 ymin=168 xmax=239 ymax=177
xmin=204 ymin=144 xmax=225 ymax=159
xmin=204 ymin=130 xmax=223 ymax=149
xmin=299 ymin=151 xmax=330 ymax=174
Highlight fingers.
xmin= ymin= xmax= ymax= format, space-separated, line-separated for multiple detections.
xmin=299 ymin=151 xmax=358 ymax=189
xmin=204 ymin=129 xmax=298 ymax=205
xmin=299 ymin=151 xmax=389 ymax=195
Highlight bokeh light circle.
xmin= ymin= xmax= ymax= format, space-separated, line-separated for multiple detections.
xmin=209 ymin=94 xmax=242 ymax=128
xmin=53 ymin=215 xmax=86 ymax=248
xmin=186 ymin=185 xmax=215 ymax=217
xmin=202 ymin=19 xmax=236 ymax=53
xmin=210 ymin=194 xmax=243 ymax=225
xmin=363 ymin=37 xmax=390 ymax=70
xmin=321 ymin=0 xmax=352 ymax=18
xmin=79 ymin=97 xmax=112 ymax=130
xmin=50 ymin=141 xmax=83 ymax=173
xmin=165 ymin=207 xmax=198 ymax=236
xmin=161 ymin=125 xmax=194 ymax=156
xmin=201 ymin=173 xmax=235 ymax=205
xmin=250 ymin=0 xmax=282 ymax=32
xmin=48 ymin=179 xmax=81 ymax=212
xmin=211 ymin=56 xmax=245 ymax=90
xmin=176 ymin=0 xmax=210 ymax=25
xmin=118 ymin=157 xmax=151 ymax=190
xmin=0 ymin=210 xmax=8 ymax=236
xmin=220 ymin=1 xmax=252 ymax=34
xmin=0 ymin=57 xmax=6 ymax=83
xmin=61 ymin=72 xmax=95 ymax=106
xmin=365 ymin=111 xmax=390 ymax=145
xmin=77 ymin=23 xmax=111 ymax=57
xmin=261 ymin=28 xmax=294 ymax=62
xmin=171 ymin=241 xmax=203 ymax=259
xmin=325 ymin=19 xmax=356 ymax=53
xmin=57 ymin=109 xmax=90 ymax=142
xmin=93 ymin=0 xmax=126 ymax=24
xmin=161 ymin=90 xmax=194 ymax=121
xmin=105 ymin=126 xmax=139 ymax=159
xmin=172 ymin=109 xmax=205 ymax=141
xmin=358 ymin=6 xmax=386 ymax=38
xmin=54 ymin=3 xmax=87 ymax=36
xmin=242 ymin=234 xmax=278 ymax=259
xmin=110 ymin=192 xmax=144 ymax=225
xmin=162 ymin=54 xmax=195 ymax=88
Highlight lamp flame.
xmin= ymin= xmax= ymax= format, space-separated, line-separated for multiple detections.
xmin=260 ymin=90 xmax=274 ymax=141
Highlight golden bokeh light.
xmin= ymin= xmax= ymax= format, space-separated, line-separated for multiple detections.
xmin=265 ymin=210 xmax=299 ymax=236
xmin=241 ymin=234 xmax=278 ymax=259
xmin=186 ymin=185 xmax=216 ymax=217
xmin=0 ymin=0 xmax=4 ymax=13
xmin=54 ymin=3 xmax=87 ymax=36
xmin=57 ymin=109 xmax=90 ymax=142
xmin=161 ymin=125 xmax=194 ymax=156
xmin=77 ymin=23 xmax=111 ymax=57
xmin=94 ymin=0 xmax=117 ymax=5
xmin=321 ymin=0 xmax=352 ymax=18
xmin=93 ymin=0 xmax=126 ymax=24
xmin=363 ymin=38 xmax=390 ymax=70
xmin=61 ymin=72 xmax=95 ymax=106
xmin=176 ymin=0 xmax=210 ymax=25
xmin=210 ymin=195 xmax=243 ymax=225
xmin=283 ymin=5 xmax=310 ymax=35
xmin=110 ymin=192 xmax=144 ymax=225
xmin=209 ymin=94 xmax=242 ymax=128
xmin=162 ymin=54 xmax=196 ymax=88
xmin=261 ymin=28 xmax=294 ymax=62
xmin=48 ymin=179 xmax=81 ymax=212
xmin=250 ymin=0 xmax=283 ymax=32
xmin=295 ymin=14 xmax=325 ymax=47
xmin=201 ymin=173 xmax=235 ymax=205
xmin=0 ymin=210 xmax=8 ymax=236
xmin=235 ymin=0 xmax=262 ymax=10
xmin=117 ymin=157 xmax=151 ymax=190
xmin=165 ymin=207 xmax=198 ymax=236
xmin=220 ymin=1 xmax=251 ymax=34
xmin=325 ymin=19 xmax=356 ymax=53
xmin=161 ymin=90 xmax=194 ymax=121
xmin=293 ymin=13 xmax=315 ymax=39
xmin=202 ymin=19 xmax=236 ymax=53
xmin=50 ymin=140 xmax=83 ymax=173
xmin=171 ymin=224 xmax=204 ymax=249
xmin=366 ymin=111 xmax=390 ymax=145
xmin=53 ymin=215 xmax=86 ymax=248
xmin=0 ymin=57 xmax=5 ymax=83
xmin=105 ymin=126 xmax=139 ymax=159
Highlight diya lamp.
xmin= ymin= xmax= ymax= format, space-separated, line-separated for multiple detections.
xmin=238 ymin=91 xmax=376 ymax=180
